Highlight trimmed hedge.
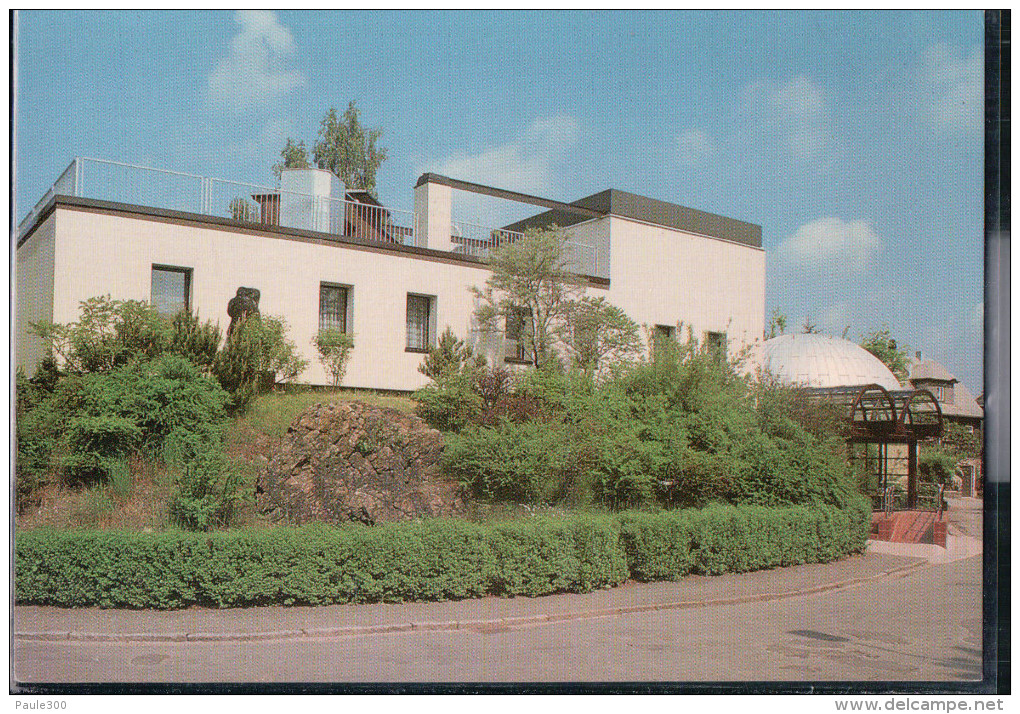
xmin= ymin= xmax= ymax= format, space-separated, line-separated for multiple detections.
xmin=14 ymin=499 xmax=870 ymax=609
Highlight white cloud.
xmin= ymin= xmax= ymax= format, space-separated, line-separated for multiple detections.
xmin=922 ymin=43 xmax=982 ymax=135
xmin=775 ymin=217 xmax=883 ymax=276
xmin=207 ymin=11 xmax=306 ymax=113
xmin=433 ymin=115 xmax=581 ymax=196
xmin=677 ymin=129 xmax=715 ymax=166
xmin=742 ymin=76 xmax=835 ymax=162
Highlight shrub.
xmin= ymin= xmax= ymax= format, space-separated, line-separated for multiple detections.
xmin=14 ymin=502 xmax=867 ymax=609
xmin=418 ymin=327 xmax=486 ymax=380
xmin=412 ymin=370 xmax=483 ymax=432
xmin=312 ymin=329 xmax=355 ymax=386
xmin=170 ymin=310 xmax=222 ymax=373
xmin=919 ymin=447 xmax=960 ymax=486
xmin=213 ymin=314 xmax=307 ymax=413
xmin=58 ymin=416 xmax=142 ymax=486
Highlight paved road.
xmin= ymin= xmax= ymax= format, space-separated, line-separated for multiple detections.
xmin=14 ymin=553 xmax=981 ymax=684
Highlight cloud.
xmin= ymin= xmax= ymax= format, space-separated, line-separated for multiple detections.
xmin=922 ymin=43 xmax=982 ymax=135
xmin=677 ymin=129 xmax=715 ymax=166
xmin=207 ymin=11 xmax=306 ymax=113
xmin=742 ymin=76 xmax=835 ymax=162
xmin=433 ymin=115 xmax=581 ymax=196
xmin=775 ymin=217 xmax=883 ymax=276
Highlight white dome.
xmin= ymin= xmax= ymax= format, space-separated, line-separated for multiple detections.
xmin=751 ymin=333 xmax=902 ymax=390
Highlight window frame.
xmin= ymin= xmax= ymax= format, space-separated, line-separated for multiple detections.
xmin=319 ymin=282 xmax=352 ymax=334
xmin=150 ymin=264 xmax=193 ymax=315
xmin=405 ymin=293 xmax=436 ymax=353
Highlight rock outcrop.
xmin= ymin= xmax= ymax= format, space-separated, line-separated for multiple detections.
xmin=256 ymin=401 xmax=462 ymax=525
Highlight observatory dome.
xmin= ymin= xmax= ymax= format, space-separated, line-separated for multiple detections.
xmin=751 ymin=333 xmax=902 ymax=391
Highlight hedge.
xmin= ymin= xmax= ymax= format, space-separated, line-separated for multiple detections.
xmin=14 ymin=499 xmax=870 ymax=609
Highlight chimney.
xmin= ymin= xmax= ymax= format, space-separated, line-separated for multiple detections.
xmin=279 ymin=168 xmax=344 ymax=233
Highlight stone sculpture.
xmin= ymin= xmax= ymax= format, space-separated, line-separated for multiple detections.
xmin=227 ymin=286 xmax=261 ymax=336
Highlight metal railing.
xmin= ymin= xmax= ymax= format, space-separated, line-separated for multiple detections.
xmin=19 ymin=157 xmax=605 ymax=278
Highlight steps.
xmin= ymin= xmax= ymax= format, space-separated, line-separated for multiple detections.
xmin=871 ymin=511 xmax=948 ymax=547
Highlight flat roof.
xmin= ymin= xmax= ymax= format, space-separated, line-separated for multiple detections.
xmin=503 ymin=188 xmax=762 ymax=248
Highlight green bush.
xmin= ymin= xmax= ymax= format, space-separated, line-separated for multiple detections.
xmin=14 ymin=503 xmax=867 ymax=609
xmin=213 ymin=314 xmax=307 ymax=413
xmin=413 ymin=370 xmax=484 ymax=432
xmin=312 ymin=329 xmax=355 ymax=386
xmin=57 ymin=416 xmax=142 ymax=486
xmin=170 ymin=310 xmax=222 ymax=373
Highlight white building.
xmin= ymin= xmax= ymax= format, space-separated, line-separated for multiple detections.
xmin=16 ymin=158 xmax=766 ymax=391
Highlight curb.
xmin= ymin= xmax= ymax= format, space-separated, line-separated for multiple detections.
xmin=14 ymin=560 xmax=930 ymax=645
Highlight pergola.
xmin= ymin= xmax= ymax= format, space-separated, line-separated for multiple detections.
xmin=808 ymin=384 xmax=944 ymax=510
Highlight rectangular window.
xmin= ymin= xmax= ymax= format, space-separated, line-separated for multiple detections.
xmin=319 ymin=283 xmax=349 ymax=333
xmin=705 ymin=331 xmax=727 ymax=360
xmin=406 ymin=294 xmax=434 ymax=352
xmin=505 ymin=306 xmax=532 ymax=362
xmin=151 ymin=265 xmax=192 ymax=315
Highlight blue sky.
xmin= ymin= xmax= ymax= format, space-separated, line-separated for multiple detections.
xmin=14 ymin=10 xmax=986 ymax=392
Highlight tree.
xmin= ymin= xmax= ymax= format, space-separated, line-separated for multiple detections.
xmin=562 ymin=296 xmax=641 ymax=374
xmin=312 ymin=329 xmax=355 ymax=387
xmin=272 ymin=138 xmax=311 ymax=178
xmin=472 ymin=227 xmax=583 ymax=368
xmin=765 ymin=309 xmax=788 ymax=339
xmin=419 ymin=327 xmax=486 ymax=381
xmin=859 ymin=328 xmax=911 ymax=382
xmin=312 ymin=102 xmax=388 ymax=195
xmin=801 ymin=317 xmax=820 ymax=334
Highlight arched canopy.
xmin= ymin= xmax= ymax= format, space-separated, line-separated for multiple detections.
xmin=807 ymin=385 xmax=943 ymax=443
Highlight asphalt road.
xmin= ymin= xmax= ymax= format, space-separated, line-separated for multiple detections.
xmin=14 ymin=553 xmax=982 ymax=684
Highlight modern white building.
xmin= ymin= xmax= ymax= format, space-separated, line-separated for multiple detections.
xmin=16 ymin=158 xmax=766 ymax=391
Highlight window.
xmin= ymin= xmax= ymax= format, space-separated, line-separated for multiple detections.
xmin=705 ymin=331 xmax=727 ymax=361
xmin=505 ymin=306 xmax=532 ymax=362
xmin=319 ymin=283 xmax=349 ymax=333
xmin=151 ymin=265 xmax=192 ymax=315
xmin=406 ymin=294 xmax=435 ymax=352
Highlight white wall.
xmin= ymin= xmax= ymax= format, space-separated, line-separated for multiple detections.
xmin=15 ymin=216 xmax=56 ymax=375
xmin=19 ymin=203 xmax=765 ymax=389
xmin=603 ymin=216 xmax=765 ymax=353
xmin=47 ymin=206 xmax=605 ymax=390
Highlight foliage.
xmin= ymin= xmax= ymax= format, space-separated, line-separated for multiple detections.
xmin=272 ymin=138 xmax=311 ymax=178
xmin=412 ymin=369 xmax=484 ymax=433
xmin=312 ymin=102 xmax=388 ymax=195
xmin=938 ymin=422 xmax=982 ymax=461
xmin=57 ymin=418 xmax=141 ymax=486
xmin=312 ymin=329 xmax=355 ymax=386
xmin=170 ymin=310 xmax=222 ymax=374
xmin=213 ymin=314 xmax=307 ymax=413
xmin=859 ymin=328 xmax=911 ymax=382
xmin=765 ymin=309 xmax=788 ymax=340
xmin=228 ymin=197 xmax=258 ymax=222
xmin=473 ymin=227 xmax=583 ymax=368
xmin=15 ymin=502 xmax=867 ymax=609
xmin=31 ymin=296 xmax=173 ymax=374
xmin=918 ymin=447 xmax=961 ymax=486
xmin=801 ymin=317 xmax=820 ymax=334
xmin=561 ymin=296 xmax=642 ymax=375
xmin=418 ymin=327 xmax=486 ymax=381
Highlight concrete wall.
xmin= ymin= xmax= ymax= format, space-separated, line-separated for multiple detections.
xmin=603 ymin=215 xmax=765 ymax=351
xmin=15 ymin=216 xmax=56 ymax=375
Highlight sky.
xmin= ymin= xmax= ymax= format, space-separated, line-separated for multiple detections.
xmin=13 ymin=10 xmax=986 ymax=393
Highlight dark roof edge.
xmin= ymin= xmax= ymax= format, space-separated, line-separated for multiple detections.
xmin=415 ymin=173 xmax=604 ymax=218
xmin=21 ymin=195 xmax=611 ymax=288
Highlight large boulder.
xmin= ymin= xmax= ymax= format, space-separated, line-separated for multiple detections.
xmin=256 ymin=401 xmax=463 ymax=525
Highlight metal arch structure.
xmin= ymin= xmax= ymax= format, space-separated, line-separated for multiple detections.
xmin=807 ymin=384 xmax=945 ymax=511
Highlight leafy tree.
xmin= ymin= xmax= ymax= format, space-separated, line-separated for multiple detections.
xmin=272 ymin=138 xmax=311 ymax=178
xmin=859 ymin=328 xmax=911 ymax=382
xmin=313 ymin=102 xmax=388 ymax=194
xmin=419 ymin=327 xmax=486 ymax=381
xmin=312 ymin=329 xmax=355 ymax=386
xmin=561 ymin=297 xmax=641 ymax=374
xmin=472 ymin=227 xmax=583 ymax=368
xmin=765 ymin=309 xmax=788 ymax=339
xmin=801 ymin=317 xmax=820 ymax=334
xmin=213 ymin=314 xmax=307 ymax=413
